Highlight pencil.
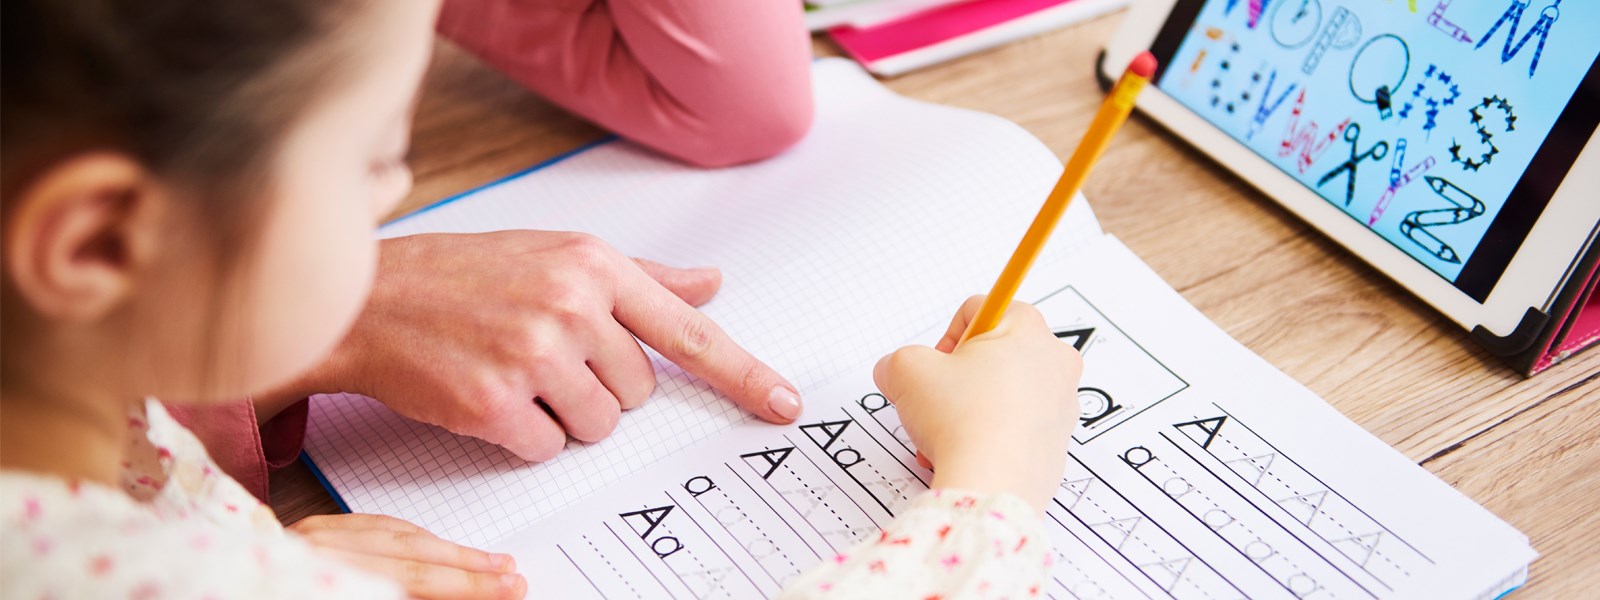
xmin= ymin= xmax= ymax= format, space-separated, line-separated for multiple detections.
xmin=958 ymin=51 xmax=1158 ymax=344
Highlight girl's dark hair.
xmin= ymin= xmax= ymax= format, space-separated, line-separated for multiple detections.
xmin=2 ymin=0 xmax=361 ymax=395
xmin=3 ymin=0 xmax=356 ymax=205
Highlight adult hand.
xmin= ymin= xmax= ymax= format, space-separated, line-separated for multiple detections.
xmin=273 ymin=230 xmax=802 ymax=461
xmin=291 ymin=514 xmax=523 ymax=599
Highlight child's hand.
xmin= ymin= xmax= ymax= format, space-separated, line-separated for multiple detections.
xmin=290 ymin=514 xmax=525 ymax=599
xmin=873 ymin=295 xmax=1082 ymax=512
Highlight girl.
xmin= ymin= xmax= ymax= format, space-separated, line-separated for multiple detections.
xmin=0 ymin=2 xmax=1082 ymax=599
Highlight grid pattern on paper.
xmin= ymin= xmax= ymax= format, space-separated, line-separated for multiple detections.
xmin=304 ymin=60 xmax=1101 ymax=547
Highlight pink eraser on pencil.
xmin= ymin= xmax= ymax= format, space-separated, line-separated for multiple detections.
xmin=1128 ymin=51 xmax=1158 ymax=78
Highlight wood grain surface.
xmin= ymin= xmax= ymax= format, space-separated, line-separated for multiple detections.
xmin=269 ymin=12 xmax=1600 ymax=597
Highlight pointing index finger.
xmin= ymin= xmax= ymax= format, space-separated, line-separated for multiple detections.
xmin=612 ymin=264 xmax=802 ymax=424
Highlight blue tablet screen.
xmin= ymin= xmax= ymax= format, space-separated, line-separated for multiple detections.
xmin=1154 ymin=0 xmax=1598 ymax=298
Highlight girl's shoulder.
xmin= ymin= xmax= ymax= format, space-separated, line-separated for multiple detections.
xmin=127 ymin=399 xmax=280 ymax=529
xmin=0 ymin=399 xmax=403 ymax=599
xmin=1 ymin=469 xmax=401 ymax=599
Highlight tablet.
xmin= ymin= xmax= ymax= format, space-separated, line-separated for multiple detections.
xmin=1102 ymin=0 xmax=1600 ymax=339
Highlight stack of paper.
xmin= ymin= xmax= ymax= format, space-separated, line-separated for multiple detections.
xmin=805 ymin=0 xmax=971 ymax=30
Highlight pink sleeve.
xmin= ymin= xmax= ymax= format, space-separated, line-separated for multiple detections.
xmin=163 ymin=399 xmax=309 ymax=503
xmin=437 ymin=0 xmax=814 ymax=167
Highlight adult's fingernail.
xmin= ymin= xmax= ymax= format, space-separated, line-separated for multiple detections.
xmin=768 ymin=387 xmax=802 ymax=422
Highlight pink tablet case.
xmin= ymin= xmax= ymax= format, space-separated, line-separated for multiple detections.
xmin=829 ymin=0 xmax=1076 ymax=66
xmin=1523 ymin=247 xmax=1600 ymax=375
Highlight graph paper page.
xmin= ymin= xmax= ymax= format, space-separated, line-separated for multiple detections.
xmin=304 ymin=59 xmax=1103 ymax=547
xmin=492 ymin=237 xmax=1533 ymax=600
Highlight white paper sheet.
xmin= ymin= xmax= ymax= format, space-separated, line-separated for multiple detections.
xmin=304 ymin=59 xmax=1103 ymax=547
xmin=304 ymin=59 xmax=1531 ymax=599
xmin=494 ymin=236 xmax=1534 ymax=600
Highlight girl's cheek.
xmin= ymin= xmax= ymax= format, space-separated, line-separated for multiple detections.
xmin=227 ymin=157 xmax=382 ymax=397
xmin=373 ymin=163 xmax=413 ymax=220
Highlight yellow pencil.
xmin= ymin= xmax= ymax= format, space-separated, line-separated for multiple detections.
xmin=959 ymin=51 xmax=1158 ymax=344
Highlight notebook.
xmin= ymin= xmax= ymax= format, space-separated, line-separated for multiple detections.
xmin=827 ymin=0 xmax=1129 ymax=76
xmin=303 ymin=59 xmax=1534 ymax=598
xmin=805 ymin=0 xmax=970 ymax=31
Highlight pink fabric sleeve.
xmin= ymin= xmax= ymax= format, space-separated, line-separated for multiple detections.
xmin=437 ymin=0 xmax=815 ymax=168
xmin=163 ymin=399 xmax=309 ymax=503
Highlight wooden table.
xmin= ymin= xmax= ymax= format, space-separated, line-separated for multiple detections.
xmin=270 ymin=12 xmax=1600 ymax=597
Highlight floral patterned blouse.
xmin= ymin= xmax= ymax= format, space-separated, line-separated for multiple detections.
xmin=2 ymin=398 xmax=1049 ymax=599
xmin=0 ymin=399 xmax=401 ymax=599
xmin=782 ymin=490 xmax=1052 ymax=599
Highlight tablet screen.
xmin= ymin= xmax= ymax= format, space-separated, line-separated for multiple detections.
xmin=1148 ymin=0 xmax=1599 ymax=301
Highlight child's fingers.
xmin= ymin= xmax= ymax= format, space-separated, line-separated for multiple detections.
xmin=323 ymin=548 xmax=526 ymax=600
xmin=934 ymin=297 xmax=1048 ymax=352
xmin=292 ymin=513 xmax=426 ymax=534
xmin=995 ymin=301 xmax=1050 ymax=334
xmin=934 ymin=296 xmax=987 ymax=353
xmin=872 ymin=345 xmax=943 ymax=401
xmin=964 ymin=303 xmax=1051 ymax=349
xmin=300 ymin=527 xmax=513 ymax=575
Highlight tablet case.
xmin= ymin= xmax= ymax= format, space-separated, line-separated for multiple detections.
xmin=1096 ymin=50 xmax=1600 ymax=376
xmin=1512 ymin=235 xmax=1600 ymax=375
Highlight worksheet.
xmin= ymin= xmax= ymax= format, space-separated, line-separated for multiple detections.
xmin=303 ymin=59 xmax=1103 ymax=546
xmin=492 ymin=237 xmax=1534 ymax=600
xmin=302 ymin=59 xmax=1532 ymax=599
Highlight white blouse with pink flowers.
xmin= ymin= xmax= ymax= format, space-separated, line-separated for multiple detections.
xmin=1 ymin=398 xmax=1052 ymax=599
xmin=0 ymin=399 xmax=401 ymax=599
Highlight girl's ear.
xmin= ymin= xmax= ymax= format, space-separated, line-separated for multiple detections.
xmin=4 ymin=153 xmax=169 ymax=322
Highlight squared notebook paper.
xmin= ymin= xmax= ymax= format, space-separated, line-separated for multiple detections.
xmin=304 ymin=59 xmax=1534 ymax=598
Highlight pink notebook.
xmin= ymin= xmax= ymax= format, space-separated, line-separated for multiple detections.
xmin=828 ymin=0 xmax=1126 ymax=76
xmin=1521 ymin=247 xmax=1600 ymax=375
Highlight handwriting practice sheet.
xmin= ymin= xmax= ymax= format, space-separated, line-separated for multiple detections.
xmin=496 ymin=237 xmax=1532 ymax=599
xmin=302 ymin=59 xmax=1532 ymax=598
xmin=304 ymin=59 xmax=1102 ymax=547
